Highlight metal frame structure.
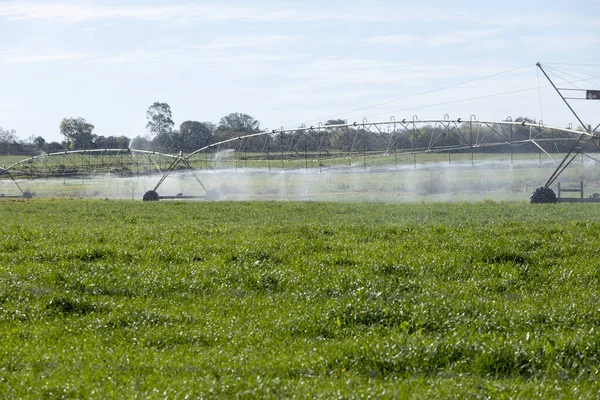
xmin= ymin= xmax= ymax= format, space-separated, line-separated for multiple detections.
xmin=1 ymin=119 xmax=596 ymax=200
xmin=536 ymin=63 xmax=598 ymax=188
xmin=150 ymin=118 xmax=596 ymax=195
xmin=0 ymin=149 xmax=182 ymax=197
xmin=2 ymin=148 xmax=180 ymax=177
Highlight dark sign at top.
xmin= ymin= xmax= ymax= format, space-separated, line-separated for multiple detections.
xmin=586 ymin=90 xmax=600 ymax=100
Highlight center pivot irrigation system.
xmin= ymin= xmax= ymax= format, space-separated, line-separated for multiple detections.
xmin=142 ymin=117 xmax=598 ymax=202
xmin=1 ymin=63 xmax=598 ymax=202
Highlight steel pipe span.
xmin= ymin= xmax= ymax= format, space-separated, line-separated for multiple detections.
xmin=184 ymin=119 xmax=591 ymax=159
xmin=1 ymin=119 xmax=593 ymax=181
xmin=2 ymin=148 xmax=181 ymax=179
xmin=141 ymin=118 xmax=594 ymax=194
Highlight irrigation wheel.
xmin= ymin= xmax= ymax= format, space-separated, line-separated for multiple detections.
xmin=530 ymin=186 xmax=557 ymax=204
xmin=21 ymin=191 xmax=33 ymax=199
xmin=143 ymin=190 xmax=160 ymax=201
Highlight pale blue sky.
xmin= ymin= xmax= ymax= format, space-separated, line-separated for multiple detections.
xmin=1 ymin=0 xmax=599 ymax=142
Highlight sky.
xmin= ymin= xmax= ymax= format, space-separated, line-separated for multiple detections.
xmin=1 ymin=0 xmax=599 ymax=143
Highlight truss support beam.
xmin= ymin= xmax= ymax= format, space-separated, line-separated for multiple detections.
xmin=153 ymin=157 xmax=184 ymax=192
xmin=537 ymin=62 xmax=594 ymax=187
xmin=5 ymin=169 xmax=25 ymax=194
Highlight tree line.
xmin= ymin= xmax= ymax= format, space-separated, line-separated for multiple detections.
xmin=0 ymin=103 xmax=587 ymax=157
xmin=0 ymin=102 xmax=262 ymax=156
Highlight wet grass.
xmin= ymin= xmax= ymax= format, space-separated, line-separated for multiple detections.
xmin=1 ymin=199 xmax=600 ymax=398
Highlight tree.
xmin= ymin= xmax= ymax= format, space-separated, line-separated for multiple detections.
xmin=215 ymin=112 xmax=260 ymax=142
xmin=0 ymin=127 xmax=28 ymax=154
xmin=152 ymin=130 xmax=179 ymax=153
xmin=324 ymin=119 xmax=349 ymax=152
xmin=179 ymin=121 xmax=214 ymax=152
xmin=130 ymin=135 xmax=151 ymax=150
xmin=60 ymin=117 xmax=96 ymax=149
xmin=0 ymin=127 xmax=17 ymax=154
xmin=514 ymin=117 xmax=536 ymax=124
xmin=95 ymin=135 xmax=129 ymax=149
xmin=33 ymin=136 xmax=46 ymax=149
xmin=217 ymin=112 xmax=260 ymax=132
xmin=325 ymin=119 xmax=347 ymax=126
xmin=44 ymin=142 xmax=64 ymax=153
xmin=146 ymin=102 xmax=174 ymax=137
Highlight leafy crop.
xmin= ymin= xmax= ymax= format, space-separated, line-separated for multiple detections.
xmin=0 ymin=199 xmax=599 ymax=398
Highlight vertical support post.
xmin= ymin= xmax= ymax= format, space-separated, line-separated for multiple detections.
xmin=304 ymin=130 xmax=308 ymax=171
xmin=507 ymin=116 xmax=514 ymax=164
xmin=470 ymin=115 xmax=476 ymax=166
xmin=581 ymin=180 xmax=584 ymax=199
xmin=318 ymin=122 xmax=323 ymax=174
xmin=391 ymin=116 xmax=398 ymax=170
xmin=363 ymin=138 xmax=366 ymax=171
xmin=267 ymin=134 xmax=271 ymax=172
xmin=362 ymin=118 xmax=367 ymax=171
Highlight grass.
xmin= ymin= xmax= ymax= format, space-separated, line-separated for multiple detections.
xmin=0 ymin=155 xmax=29 ymax=168
xmin=1 ymin=199 xmax=600 ymax=398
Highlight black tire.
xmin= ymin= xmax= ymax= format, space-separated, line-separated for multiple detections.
xmin=530 ymin=186 xmax=557 ymax=203
xmin=205 ymin=190 xmax=220 ymax=201
xmin=143 ymin=190 xmax=160 ymax=201
xmin=21 ymin=191 xmax=33 ymax=199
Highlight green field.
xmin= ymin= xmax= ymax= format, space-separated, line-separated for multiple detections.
xmin=1 ymin=200 xmax=600 ymax=398
xmin=0 ymin=155 xmax=29 ymax=168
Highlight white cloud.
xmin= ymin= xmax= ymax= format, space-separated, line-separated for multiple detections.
xmin=364 ymin=35 xmax=419 ymax=46
xmin=0 ymin=33 xmax=304 ymax=66
xmin=519 ymin=33 xmax=600 ymax=51
xmin=0 ymin=1 xmax=571 ymax=26
xmin=0 ymin=2 xmax=295 ymax=23
xmin=199 ymin=35 xmax=304 ymax=51
xmin=1 ymin=48 xmax=88 ymax=63
xmin=365 ymin=29 xmax=505 ymax=48
xmin=289 ymin=58 xmax=503 ymax=88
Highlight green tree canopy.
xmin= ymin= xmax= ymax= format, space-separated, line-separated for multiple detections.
xmin=215 ymin=113 xmax=260 ymax=143
xmin=95 ymin=135 xmax=130 ymax=149
xmin=146 ymin=102 xmax=174 ymax=137
xmin=179 ymin=121 xmax=215 ymax=152
xmin=59 ymin=117 xmax=96 ymax=149
xmin=33 ymin=136 xmax=46 ymax=149
xmin=325 ymin=119 xmax=347 ymax=126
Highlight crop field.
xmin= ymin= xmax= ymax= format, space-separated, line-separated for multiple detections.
xmin=1 ymin=199 xmax=600 ymax=398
